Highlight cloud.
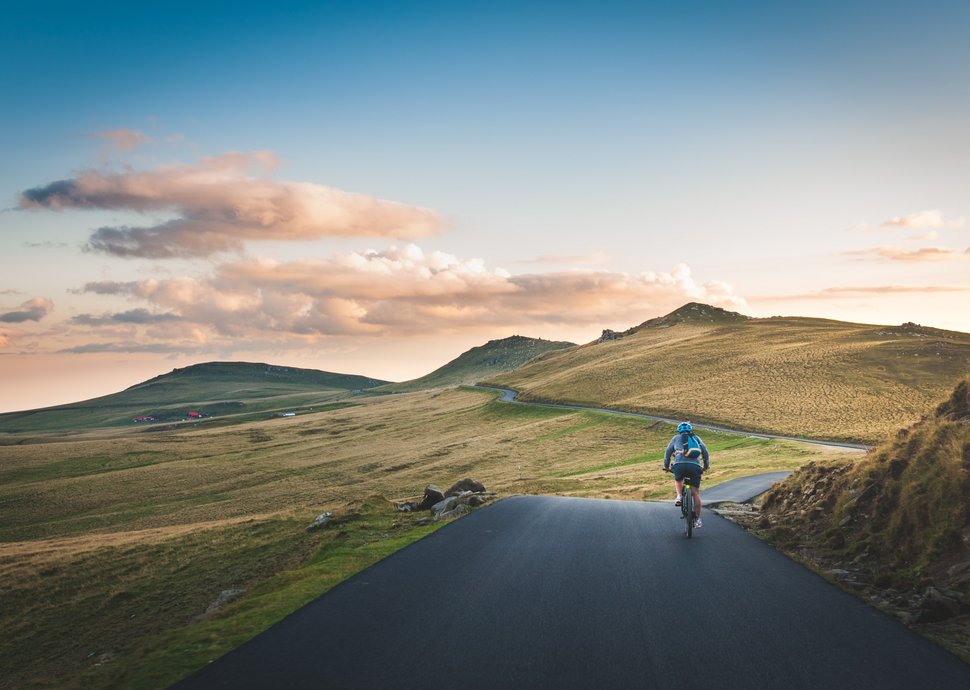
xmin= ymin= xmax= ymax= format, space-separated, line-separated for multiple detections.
xmin=881 ymin=210 xmax=966 ymax=230
xmin=0 ymin=297 xmax=54 ymax=323
xmin=518 ymin=251 xmax=613 ymax=266
xmin=0 ymin=289 xmax=24 ymax=295
xmin=22 ymin=240 xmax=69 ymax=249
xmin=19 ymin=152 xmax=444 ymax=258
xmin=753 ymin=284 xmax=970 ymax=302
xmin=70 ymin=309 xmax=182 ymax=326
xmin=88 ymin=128 xmax=152 ymax=151
xmin=71 ymin=245 xmax=745 ymax=347
xmin=845 ymin=245 xmax=964 ymax=262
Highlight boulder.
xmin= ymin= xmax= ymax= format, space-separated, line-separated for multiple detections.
xmin=431 ymin=496 xmax=460 ymax=515
xmin=435 ymin=503 xmax=469 ymax=521
xmin=395 ymin=501 xmax=417 ymax=513
xmin=913 ymin=586 xmax=963 ymax=623
xmin=445 ymin=478 xmax=486 ymax=496
xmin=416 ymin=485 xmax=446 ymax=511
xmin=306 ymin=511 xmax=333 ymax=531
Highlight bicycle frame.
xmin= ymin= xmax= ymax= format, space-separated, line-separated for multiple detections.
xmin=681 ymin=475 xmax=694 ymax=538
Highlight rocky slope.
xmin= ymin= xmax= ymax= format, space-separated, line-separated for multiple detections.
xmin=724 ymin=377 xmax=970 ymax=659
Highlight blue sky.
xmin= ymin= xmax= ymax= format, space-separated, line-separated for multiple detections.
xmin=2 ymin=1 xmax=969 ymax=411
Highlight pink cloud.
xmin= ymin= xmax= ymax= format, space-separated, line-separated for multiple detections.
xmin=752 ymin=284 xmax=970 ymax=302
xmin=19 ymin=153 xmax=443 ymax=258
xmin=880 ymin=210 xmax=965 ymax=230
xmin=69 ymin=245 xmax=745 ymax=346
xmin=846 ymin=246 xmax=962 ymax=262
xmin=0 ymin=297 xmax=54 ymax=323
xmin=88 ymin=128 xmax=153 ymax=151
xmin=520 ymin=251 xmax=613 ymax=266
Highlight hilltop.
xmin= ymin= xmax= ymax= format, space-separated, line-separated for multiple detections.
xmin=598 ymin=302 xmax=749 ymax=341
xmin=488 ymin=303 xmax=970 ymax=443
xmin=0 ymin=361 xmax=389 ymax=434
xmin=739 ymin=377 xmax=970 ymax=659
xmin=377 ymin=335 xmax=575 ymax=393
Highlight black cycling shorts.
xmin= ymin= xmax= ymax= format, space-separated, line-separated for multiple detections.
xmin=673 ymin=464 xmax=703 ymax=488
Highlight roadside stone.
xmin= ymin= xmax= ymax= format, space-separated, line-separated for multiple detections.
xmin=431 ymin=496 xmax=459 ymax=515
xmin=416 ymin=485 xmax=446 ymax=511
xmin=306 ymin=511 xmax=333 ymax=531
xmin=913 ymin=586 xmax=963 ymax=623
xmin=205 ymin=588 xmax=246 ymax=615
xmin=435 ymin=503 xmax=469 ymax=521
xmin=413 ymin=517 xmax=433 ymax=526
xmin=445 ymin=478 xmax=486 ymax=497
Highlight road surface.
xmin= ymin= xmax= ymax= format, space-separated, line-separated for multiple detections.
xmin=700 ymin=471 xmax=793 ymax=504
xmin=172 ymin=496 xmax=970 ymax=689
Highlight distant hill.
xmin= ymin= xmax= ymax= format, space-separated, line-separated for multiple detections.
xmin=0 ymin=361 xmax=389 ymax=434
xmin=378 ymin=335 xmax=576 ymax=393
xmin=488 ymin=304 xmax=970 ymax=443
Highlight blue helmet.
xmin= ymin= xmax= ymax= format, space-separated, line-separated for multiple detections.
xmin=677 ymin=422 xmax=693 ymax=433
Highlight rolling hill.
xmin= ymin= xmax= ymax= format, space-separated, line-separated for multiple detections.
xmin=487 ymin=303 xmax=970 ymax=443
xmin=0 ymin=361 xmax=389 ymax=434
xmin=376 ymin=335 xmax=575 ymax=393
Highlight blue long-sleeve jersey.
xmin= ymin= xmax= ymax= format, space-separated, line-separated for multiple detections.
xmin=664 ymin=433 xmax=710 ymax=470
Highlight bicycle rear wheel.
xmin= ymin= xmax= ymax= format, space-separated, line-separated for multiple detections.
xmin=684 ymin=487 xmax=693 ymax=538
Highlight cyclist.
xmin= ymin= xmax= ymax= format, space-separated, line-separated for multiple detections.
xmin=663 ymin=422 xmax=710 ymax=529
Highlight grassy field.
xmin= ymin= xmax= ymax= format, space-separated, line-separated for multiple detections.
xmin=0 ymin=387 xmax=854 ymax=688
xmin=488 ymin=310 xmax=970 ymax=443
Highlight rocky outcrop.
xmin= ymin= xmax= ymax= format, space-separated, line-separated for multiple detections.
xmin=445 ymin=478 xmax=485 ymax=496
xmin=395 ymin=479 xmax=495 ymax=521
xmin=415 ymin=485 xmax=446 ymax=511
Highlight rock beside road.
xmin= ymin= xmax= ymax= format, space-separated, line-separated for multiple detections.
xmin=394 ymin=479 xmax=495 ymax=521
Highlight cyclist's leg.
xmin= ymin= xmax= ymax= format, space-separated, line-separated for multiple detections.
xmin=691 ymin=468 xmax=702 ymax=518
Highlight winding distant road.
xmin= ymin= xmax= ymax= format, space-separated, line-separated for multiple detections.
xmin=172 ymin=496 xmax=970 ymax=689
xmin=472 ymin=385 xmax=871 ymax=451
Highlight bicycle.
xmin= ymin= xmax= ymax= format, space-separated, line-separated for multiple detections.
xmin=665 ymin=466 xmax=698 ymax=538
xmin=681 ymin=474 xmax=695 ymax=538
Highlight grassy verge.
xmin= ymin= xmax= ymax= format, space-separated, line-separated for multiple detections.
xmin=1 ymin=497 xmax=444 ymax=689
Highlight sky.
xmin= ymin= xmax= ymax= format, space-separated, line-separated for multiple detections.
xmin=1 ymin=0 xmax=969 ymax=412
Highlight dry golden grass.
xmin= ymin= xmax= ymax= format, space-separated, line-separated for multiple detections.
xmin=0 ymin=387 xmax=855 ymax=688
xmin=488 ymin=318 xmax=970 ymax=443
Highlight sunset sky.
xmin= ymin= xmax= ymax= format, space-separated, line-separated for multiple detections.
xmin=2 ymin=1 xmax=969 ymax=412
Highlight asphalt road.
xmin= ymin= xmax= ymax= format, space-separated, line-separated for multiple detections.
xmin=472 ymin=385 xmax=871 ymax=451
xmin=700 ymin=471 xmax=793 ymax=504
xmin=172 ymin=496 xmax=970 ymax=689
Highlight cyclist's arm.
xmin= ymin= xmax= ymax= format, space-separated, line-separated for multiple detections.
xmin=663 ymin=438 xmax=676 ymax=470
xmin=701 ymin=441 xmax=710 ymax=471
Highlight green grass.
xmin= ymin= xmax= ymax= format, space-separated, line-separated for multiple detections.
xmin=75 ymin=498 xmax=445 ymax=690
